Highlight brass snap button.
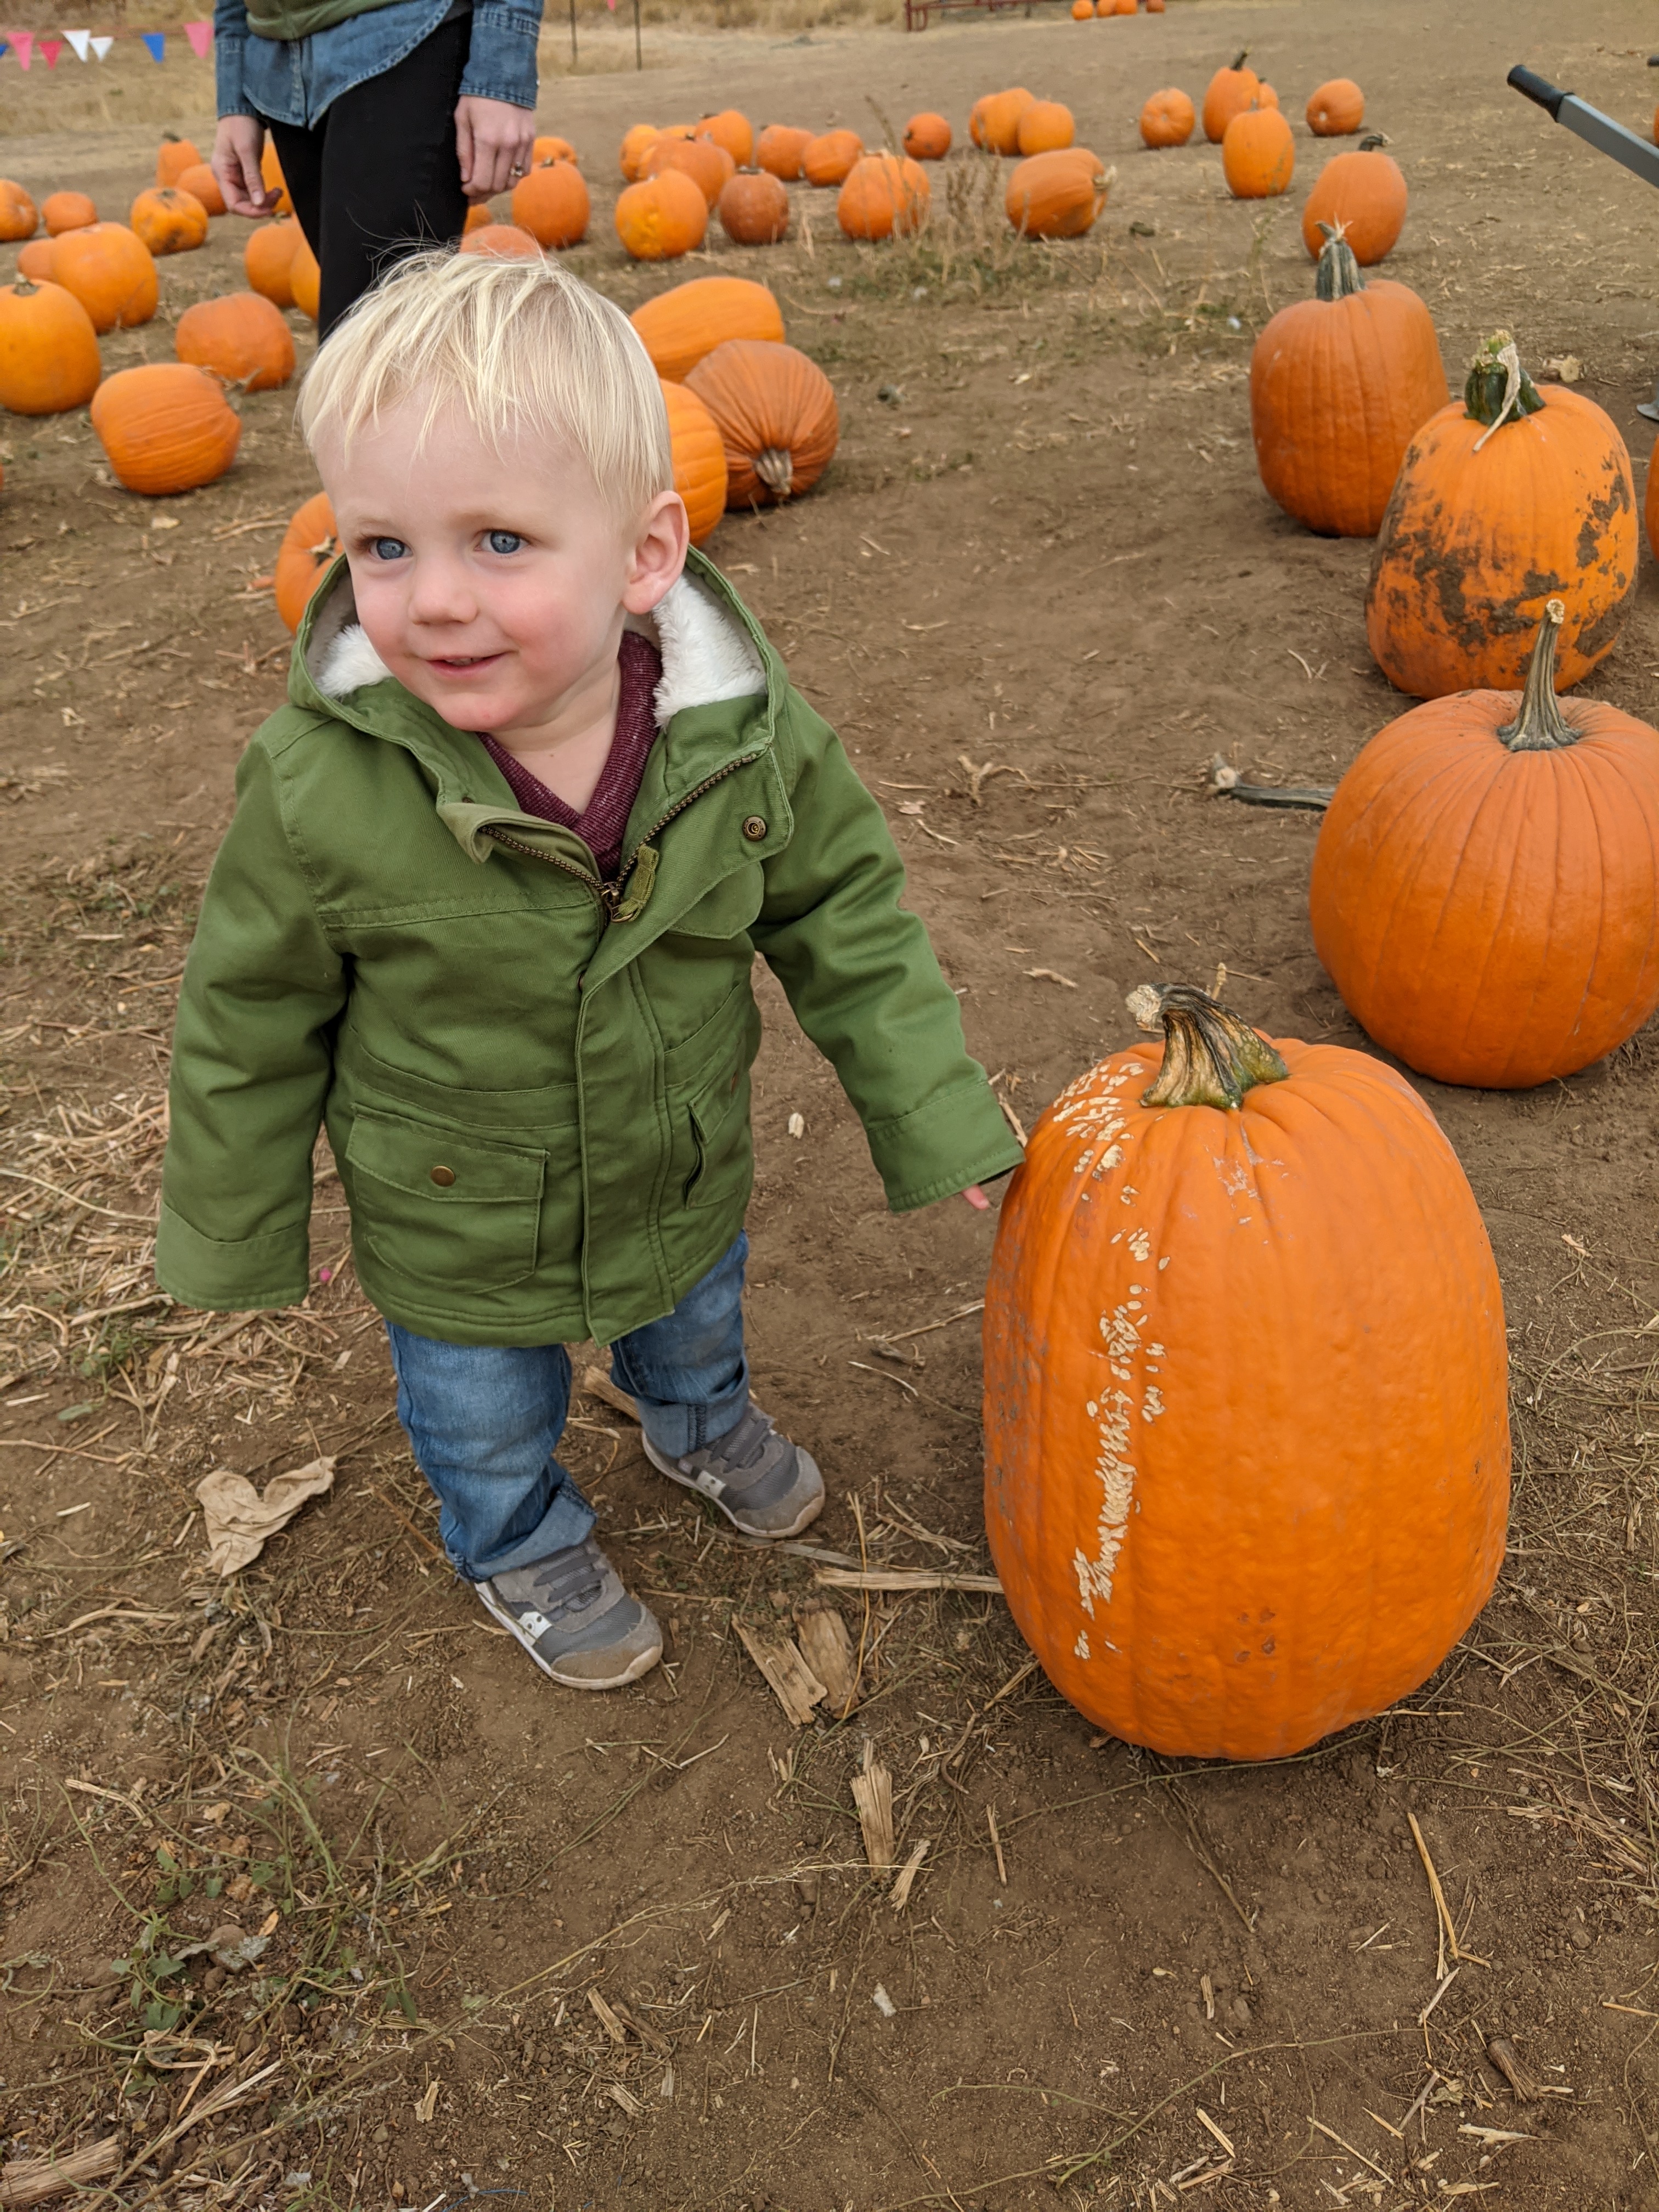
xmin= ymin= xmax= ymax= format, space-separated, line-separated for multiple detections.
xmin=742 ymin=815 xmax=768 ymax=842
xmin=430 ymin=1165 xmax=456 ymax=1188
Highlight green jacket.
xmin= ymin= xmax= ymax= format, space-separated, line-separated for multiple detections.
xmin=156 ymin=552 xmax=1022 ymax=1346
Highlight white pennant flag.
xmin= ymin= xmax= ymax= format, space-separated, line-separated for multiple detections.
xmin=64 ymin=27 xmax=91 ymax=58
xmin=89 ymin=33 xmax=113 ymax=57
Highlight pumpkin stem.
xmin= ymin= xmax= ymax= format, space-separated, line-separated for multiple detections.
xmin=1358 ymin=131 xmax=1391 ymax=150
xmin=1314 ymin=222 xmax=1364 ymax=301
xmin=754 ymin=446 xmax=795 ymax=497
xmin=1498 ymin=598 xmax=1578 ymax=752
xmin=1465 ymin=329 xmax=1544 ymax=447
xmin=1229 ymin=47 xmax=1249 ymax=68
xmin=1125 ymin=983 xmax=1289 ymax=1111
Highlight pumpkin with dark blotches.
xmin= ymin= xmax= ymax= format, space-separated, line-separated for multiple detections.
xmin=983 ymin=982 xmax=1509 ymax=1762
xmin=685 ymin=338 xmax=838 ymax=507
xmin=91 ymin=362 xmax=240 ymax=494
xmin=130 ymin=185 xmax=208 ymax=255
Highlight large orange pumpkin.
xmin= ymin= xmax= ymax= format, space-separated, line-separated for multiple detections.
xmin=1016 ymin=99 xmax=1075 ymax=155
xmin=91 ymin=362 xmax=241 ymax=494
xmin=1138 ymin=89 xmax=1196 ymax=148
xmin=275 ymin=490 xmax=339 ymax=633
xmin=837 ymin=153 xmax=930 ymax=241
xmin=802 ymin=129 xmax=864 ymax=188
xmin=902 ymin=112 xmax=952 ymax=160
xmin=289 ymin=235 xmax=321 ymax=320
xmin=42 ymin=190 xmax=97 ymax=236
xmin=661 ymin=378 xmax=727 ymax=547
xmin=1306 ymin=77 xmax=1364 ymax=135
xmin=972 ymin=88 xmax=1035 ymax=155
xmin=1249 ymin=227 xmax=1446 ymax=537
xmin=0 ymin=181 xmax=37 ymax=241
xmin=630 ymin=275 xmax=784 ymax=383
xmin=1367 ymin=330 xmax=1637 ymax=698
xmin=619 ymin=124 xmax=660 ymax=181
xmin=245 ymin=218 xmax=300 ymax=307
xmin=1301 ymin=138 xmax=1407 ymax=264
xmin=0 ymin=278 xmax=101 ymax=414
xmin=614 ymin=170 xmax=709 ymax=260
xmin=718 ymin=167 xmax=789 ymax=246
xmin=755 ymin=124 xmax=812 ymax=180
xmin=1311 ymin=601 xmax=1659 ymax=1088
xmin=645 ymin=134 xmax=733 ymax=207
xmin=684 ymin=338 xmax=838 ymax=507
xmin=698 ymin=109 xmax=754 ymax=167
xmin=1222 ymin=104 xmax=1294 ymax=198
xmin=176 ymin=161 xmax=227 ymax=217
xmin=260 ymin=143 xmax=292 ymax=215
xmin=1201 ymin=50 xmax=1259 ymax=143
xmin=1005 ymin=149 xmax=1112 ymax=239
xmin=983 ymin=982 xmax=1510 ymax=1763
xmin=511 ymin=160 xmax=589 ymax=248
xmin=175 ymin=290 xmax=296 ymax=391
xmin=155 ymin=133 xmax=202 ymax=187
xmin=49 ymin=222 xmax=158 ymax=334
xmin=16 ymin=239 xmax=54 ymax=281
xmin=131 ymin=185 xmax=209 ymax=255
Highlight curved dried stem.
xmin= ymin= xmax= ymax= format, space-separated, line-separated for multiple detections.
xmin=1125 ymin=983 xmax=1289 ymax=1110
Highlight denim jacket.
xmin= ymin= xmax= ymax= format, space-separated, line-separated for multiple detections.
xmin=215 ymin=0 xmax=540 ymax=128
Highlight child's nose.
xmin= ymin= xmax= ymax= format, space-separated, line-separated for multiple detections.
xmin=406 ymin=558 xmax=477 ymax=624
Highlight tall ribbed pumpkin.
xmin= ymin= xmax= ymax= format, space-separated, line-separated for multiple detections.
xmin=1311 ymin=600 xmax=1659 ymax=1088
xmin=1367 ymin=330 xmax=1637 ymax=698
xmin=1249 ymin=226 xmax=1446 ymax=537
xmin=984 ymin=985 xmax=1510 ymax=1762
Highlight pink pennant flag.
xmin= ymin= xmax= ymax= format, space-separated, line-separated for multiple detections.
xmin=8 ymin=29 xmax=33 ymax=67
xmin=39 ymin=35 xmax=62 ymax=64
xmin=184 ymin=16 xmax=212 ymax=54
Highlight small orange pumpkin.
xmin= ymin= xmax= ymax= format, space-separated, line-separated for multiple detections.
xmin=1301 ymin=137 xmax=1407 ymax=264
xmin=532 ymin=133 xmax=578 ymax=167
xmin=16 ymin=238 xmax=54 ymax=281
xmin=718 ymin=167 xmax=789 ymax=246
xmin=50 ymin=222 xmax=158 ymax=334
xmin=684 ymin=338 xmax=838 ymax=507
xmin=614 ymin=170 xmax=709 ymax=261
xmin=245 ymin=217 xmax=300 ymax=308
xmin=619 ymin=124 xmax=660 ymax=181
xmin=42 ymin=190 xmax=97 ymax=236
xmin=1222 ymin=104 xmax=1294 ymax=198
xmin=175 ymin=290 xmax=296 ymax=391
xmin=155 ymin=134 xmax=202 ymax=187
xmin=902 ymin=112 xmax=951 ymax=160
xmin=260 ymin=142 xmax=292 ymax=216
xmin=661 ymin=377 xmax=727 ymax=546
xmin=972 ymin=88 xmax=1035 ymax=156
xmin=755 ymin=123 xmax=812 ymax=181
xmin=131 ymin=185 xmax=210 ymax=256
xmin=803 ymin=129 xmax=864 ymax=188
xmin=275 ymin=490 xmax=339 ymax=634
xmin=631 ymin=274 xmax=785 ymax=383
xmin=837 ymin=153 xmax=929 ymax=242
xmin=462 ymin=202 xmax=495 ymax=233
xmin=0 ymin=277 xmax=101 ymax=414
xmin=698 ymin=109 xmax=754 ymax=167
xmin=91 ymin=362 xmax=240 ymax=494
xmin=1070 ymin=1 xmax=1093 ymax=19
xmin=289 ymin=234 xmax=321 ymax=321
xmin=1006 ymin=148 xmax=1111 ymax=239
xmin=176 ymin=161 xmax=227 ymax=217
xmin=645 ymin=134 xmax=734 ymax=208
xmin=511 ymin=160 xmax=589 ymax=248
xmin=458 ymin=222 xmax=542 ymax=260
xmin=0 ymin=180 xmax=37 ymax=242
xmin=1139 ymin=89 xmax=1195 ymax=148
xmin=1015 ymin=99 xmax=1075 ymax=155
xmin=1306 ymin=77 xmax=1364 ymax=136
xmin=1201 ymin=49 xmax=1259 ymax=143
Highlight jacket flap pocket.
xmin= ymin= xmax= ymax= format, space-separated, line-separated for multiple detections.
xmin=669 ymin=862 xmax=765 ymax=942
xmin=346 ymin=1111 xmax=545 ymax=1205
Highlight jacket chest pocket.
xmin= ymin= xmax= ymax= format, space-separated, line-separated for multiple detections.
xmin=344 ymin=1111 xmax=545 ymax=1289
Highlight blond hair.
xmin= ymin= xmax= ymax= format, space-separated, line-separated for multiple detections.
xmin=297 ymin=248 xmax=672 ymax=514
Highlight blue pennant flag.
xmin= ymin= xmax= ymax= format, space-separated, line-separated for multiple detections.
xmin=141 ymin=30 xmax=165 ymax=60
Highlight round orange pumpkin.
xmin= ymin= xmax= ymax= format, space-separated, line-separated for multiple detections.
xmin=630 ymin=274 xmax=784 ymax=383
xmin=619 ymin=124 xmax=660 ymax=180
xmin=1312 ymin=601 xmax=1659 ymax=1088
xmin=155 ymin=134 xmax=202 ymax=187
xmin=1306 ymin=77 xmax=1364 ymax=136
xmin=1016 ymin=99 xmax=1075 ymax=155
xmin=698 ymin=109 xmax=754 ymax=167
xmin=661 ymin=378 xmax=727 ymax=547
xmin=511 ymin=160 xmax=589 ymax=248
xmin=1249 ymin=227 xmax=1446 ymax=539
xmin=902 ymin=112 xmax=951 ymax=160
xmin=645 ymin=134 xmax=733 ymax=208
xmin=803 ymin=129 xmax=864 ymax=188
xmin=1222 ymin=104 xmax=1294 ymax=198
xmin=983 ymin=982 xmax=1510 ymax=1763
xmin=532 ymin=133 xmax=578 ymax=167
xmin=684 ymin=338 xmax=838 ymax=506
xmin=973 ymin=88 xmax=1035 ymax=156
xmin=755 ymin=124 xmax=812 ymax=181
xmin=0 ymin=278 xmax=101 ymax=414
xmin=275 ymin=490 xmax=340 ymax=634
xmin=91 ymin=362 xmax=240 ymax=494
xmin=1301 ymin=138 xmax=1408 ymax=264
xmin=616 ymin=171 xmax=708 ymax=261
xmin=42 ymin=190 xmax=97 ymax=236
xmin=458 ymin=222 xmax=541 ymax=260
xmin=1070 ymin=2 xmax=1092 ymax=20
xmin=50 ymin=222 xmax=158 ymax=334
xmin=16 ymin=238 xmax=54 ymax=281
xmin=462 ymin=202 xmax=494 ymax=233
xmin=1367 ymin=330 xmax=1637 ymax=699
xmin=131 ymin=185 xmax=209 ymax=255
xmin=176 ymin=161 xmax=228 ymax=217
xmin=0 ymin=180 xmax=37 ymax=241
xmin=175 ymin=290 xmax=296 ymax=391
xmin=245 ymin=218 xmax=300 ymax=308
xmin=837 ymin=153 xmax=929 ymax=241
xmin=718 ymin=167 xmax=789 ymax=246
xmin=1201 ymin=50 xmax=1258 ymax=143
xmin=289 ymin=234 xmax=321 ymax=320
xmin=260 ymin=143 xmax=292 ymax=216
xmin=1139 ymin=89 xmax=1196 ymax=148
xmin=1006 ymin=148 xmax=1111 ymax=239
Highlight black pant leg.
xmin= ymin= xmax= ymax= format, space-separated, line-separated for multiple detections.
xmin=266 ymin=116 xmax=326 ymax=267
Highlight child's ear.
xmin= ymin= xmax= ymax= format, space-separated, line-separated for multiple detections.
xmin=623 ymin=490 xmax=690 ymax=615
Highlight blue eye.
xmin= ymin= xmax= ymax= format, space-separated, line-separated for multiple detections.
xmin=486 ymin=530 xmax=524 ymax=556
xmin=370 ymin=536 xmax=408 ymax=562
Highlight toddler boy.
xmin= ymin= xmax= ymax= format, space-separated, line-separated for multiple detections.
xmin=157 ymin=251 xmax=1022 ymax=1689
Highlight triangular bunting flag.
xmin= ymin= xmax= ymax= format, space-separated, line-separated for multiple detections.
xmin=39 ymin=36 xmax=61 ymax=64
xmin=89 ymin=32 xmax=112 ymax=55
xmin=140 ymin=30 xmax=164 ymax=59
xmin=9 ymin=29 xmax=33 ymax=67
xmin=64 ymin=27 xmax=90 ymax=57
xmin=184 ymin=17 xmax=212 ymax=54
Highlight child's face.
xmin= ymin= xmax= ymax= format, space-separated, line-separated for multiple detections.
xmin=315 ymin=396 xmax=687 ymax=737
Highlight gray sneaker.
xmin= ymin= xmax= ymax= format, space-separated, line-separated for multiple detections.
xmin=641 ymin=1403 xmax=825 ymax=1539
xmin=475 ymin=1537 xmax=662 ymax=1690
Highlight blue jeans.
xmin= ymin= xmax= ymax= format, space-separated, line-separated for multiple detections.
xmin=385 ymin=1235 xmax=751 ymax=1581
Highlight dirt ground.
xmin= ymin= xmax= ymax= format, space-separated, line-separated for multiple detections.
xmin=6 ymin=1 xmax=1659 ymax=2207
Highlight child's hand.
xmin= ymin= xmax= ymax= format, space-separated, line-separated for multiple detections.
xmin=961 ymin=1184 xmax=990 ymax=1212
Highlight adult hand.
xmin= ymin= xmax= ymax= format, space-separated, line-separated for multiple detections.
xmin=455 ymin=95 xmax=536 ymax=202
xmin=213 ymin=114 xmax=277 ymax=218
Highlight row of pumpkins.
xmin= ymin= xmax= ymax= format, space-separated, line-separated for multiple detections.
xmin=1137 ymin=53 xmax=1400 ymax=218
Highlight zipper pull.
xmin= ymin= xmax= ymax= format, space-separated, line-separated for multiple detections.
xmin=611 ymin=843 xmax=659 ymax=924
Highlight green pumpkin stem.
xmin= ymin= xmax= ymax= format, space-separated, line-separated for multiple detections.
xmin=1126 ymin=983 xmax=1289 ymax=1110
xmin=1229 ymin=47 xmax=1249 ymax=69
xmin=1498 ymin=599 xmax=1577 ymax=752
xmin=1314 ymin=221 xmax=1364 ymax=301
xmin=1465 ymin=329 xmax=1544 ymax=446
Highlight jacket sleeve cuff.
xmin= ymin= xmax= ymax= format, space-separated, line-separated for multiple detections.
xmin=215 ymin=31 xmax=257 ymax=117
xmin=864 ymin=1080 xmax=1026 ymax=1214
xmin=155 ymin=1201 xmax=311 ymax=1312
xmin=458 ymin=1 xmax=540 ymax=107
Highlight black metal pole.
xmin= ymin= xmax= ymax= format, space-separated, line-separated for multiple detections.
xmin=634 ymin=0 xmax=641 ymax=69
xmin=569 ymin=0 xmax=577 ymax=66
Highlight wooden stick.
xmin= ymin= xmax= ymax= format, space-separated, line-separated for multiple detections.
xmin=813 ymin=1567 xmax=1003 ymax=1594
xmin=0 ymin=2137 xmax=119 ymax=2208
xmin=1408 ymin=1811 xmax=1490 ymax=1967
xmin=987 ymin=1804 xmax=1007 ymax=1885
xmin=1306 ymin=2117 xmax=1392 ymax=2185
